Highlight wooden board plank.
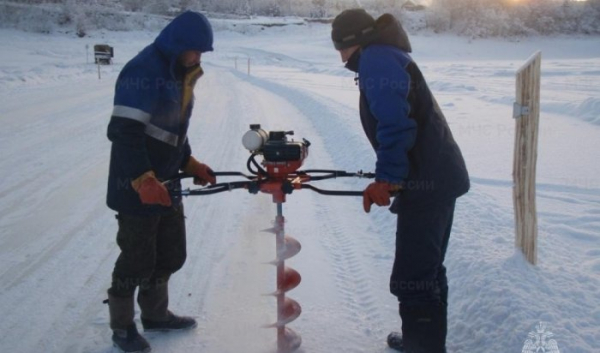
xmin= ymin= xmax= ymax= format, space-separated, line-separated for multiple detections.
xmin=513 ymin=51 xmax=541 ymax=265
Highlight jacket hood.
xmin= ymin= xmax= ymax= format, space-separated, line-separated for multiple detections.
xmin=154 ymin=11 xmax=213 ymax=61
xmin=371 ymin=13 xmax=412 ymax=53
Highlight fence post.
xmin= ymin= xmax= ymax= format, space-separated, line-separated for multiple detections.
xmin=513 ymin=51 xmax=541 ymax=265
xmin=248 ymin=58 xmax=251 ymax=76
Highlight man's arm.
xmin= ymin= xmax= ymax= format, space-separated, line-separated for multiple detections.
xmin=360 ymin=47 xmax=417 ymax=185
xmin=107 ymin=66 xmax=156 ymax=179
xmin=180 ymin=137 xmax=192 ymax=171
xmin=107 ymin=117 xmax=152 ymax=179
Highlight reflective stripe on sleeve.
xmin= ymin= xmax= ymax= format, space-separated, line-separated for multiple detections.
xmin=112 ymin=105 xmax=151 ymax=124
xmin=145 ymin=123 xmax=179 ymax=147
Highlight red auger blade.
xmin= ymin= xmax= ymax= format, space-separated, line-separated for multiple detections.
xmin=277 ymin=236 xmax=301 ymax=261
xmin=277 ymin=267 xmax=301 ymax=294
xmin=278 ymin=296 xmax=302 ymax=327
xmin=261 ymin=226 xmax=277 ymax=234
xmin=262 ymin=267 xmax=302 ymax=296
xmin=265 ymin=297 xmax=302 ymax=328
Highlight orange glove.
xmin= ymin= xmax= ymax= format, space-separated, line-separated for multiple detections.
xmin=183 ymin=156 xmax=216 ymax=186
xmin=363 ymin=181 xmax=401 ymax=213
xmin=132 ymin=171 xmax=172 ymax=207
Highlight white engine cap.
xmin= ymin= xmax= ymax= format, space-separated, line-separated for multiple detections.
xmin=242 ymin=128 xmax=268 ymax=151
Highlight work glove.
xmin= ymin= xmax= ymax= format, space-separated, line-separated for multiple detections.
xmin=363 ymin=181 xmax=402 ymax=213
xmin=183 ymin=156 xmax=216 ymax=186
xmin=132 ymin=171 xmax=172 ymax=207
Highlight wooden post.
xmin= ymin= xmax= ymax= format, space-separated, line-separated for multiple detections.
xmin=97 ymin=64 xmax=101 ymax=80
xmin=247 ymin=58 xmax=251 ymax=76
xmin=513 ymin=51 xmax=541 ymax=265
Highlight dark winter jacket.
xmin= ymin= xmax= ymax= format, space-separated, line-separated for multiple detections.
xmin=106 ymin=11 xmax=213 ymax=215
xmin=350 ymin=14 xmax=470 ymax=211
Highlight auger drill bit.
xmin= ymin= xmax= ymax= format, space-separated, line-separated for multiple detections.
xmin=269 ymin=203 xmax=302 ymax=353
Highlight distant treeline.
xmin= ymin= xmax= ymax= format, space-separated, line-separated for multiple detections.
xmin=2 ymin=0 xmax=599 ymax=37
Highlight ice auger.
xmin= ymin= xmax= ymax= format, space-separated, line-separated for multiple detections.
xmin=165 ymin=124 xmax=374 ymax=352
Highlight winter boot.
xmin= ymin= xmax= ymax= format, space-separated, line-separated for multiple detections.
xmin=142 ymin=310 xmax=198 ymax=332
xmin=138 ymin=279 xmax=197 ymax=332
xmin=399 ymin=303 xmax=447 ymax=353
xmin=112 ymin=324 xmax=151 ymax=353
xmin=387 ymin=331 xmax=405 ymax=352
xmin=108 ymin=293 xmax=151 ymax=353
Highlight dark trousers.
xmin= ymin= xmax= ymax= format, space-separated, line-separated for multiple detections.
xmin=390 ymin=199 xmax=454 ymax=304
xmin=109 ymin=205 xmax=187 ymax=298
xmin=390 ymin=199 xmax=455 ymax=353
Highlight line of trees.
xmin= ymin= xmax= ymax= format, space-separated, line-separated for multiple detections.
xmin=2 ymin=0 xmax=599 ymax=36
xmin=427 ymin=0 xmax=600 ymax=37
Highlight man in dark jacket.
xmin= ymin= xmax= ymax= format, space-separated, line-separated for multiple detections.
xmin=332 ymin=9 xmax=470 ymax=353
xmin=106 ymin=11 xmax=216 ymax=353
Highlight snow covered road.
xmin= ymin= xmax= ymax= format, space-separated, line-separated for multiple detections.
xmin=1 ymin=23 xmax=599 ymax=352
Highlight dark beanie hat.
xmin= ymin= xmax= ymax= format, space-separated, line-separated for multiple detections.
xmin=331 ymin=9 xmax=378 ymax=50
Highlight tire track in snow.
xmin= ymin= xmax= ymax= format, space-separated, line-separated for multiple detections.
xmin=0 ymin=124 xmax=112 ymax=295
xmin=0 ymin=202 xmax=118 ymax=353
xmin=0 ymin=65 xmax=124 ymax=352
xmin=317 ymin=204 xmax=382 ymax=321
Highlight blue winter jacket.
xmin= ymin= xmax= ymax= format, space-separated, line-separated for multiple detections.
xmin=106 ymin=11 xmax=213 ymax=215
xmin=354 ymin=16 xmax=469 ymax=210
xmin=359 ymin=45 xmax=417 ymax=185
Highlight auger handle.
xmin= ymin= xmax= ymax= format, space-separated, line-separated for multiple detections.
xmin=164 ymin=170 xmax=375 ymax=197
xmin=299 ymin=184 xmax=363 ymax=196
xmin=297 ymin=169 xmax=376 ymax=181
xmin=163 ymin=171 xmax=257 ymax=184
xmin=179 ymin=181 xmax=253 ymax=196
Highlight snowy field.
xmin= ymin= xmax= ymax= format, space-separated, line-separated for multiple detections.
xmin=0 ymin=19 xmax=599 ymax=353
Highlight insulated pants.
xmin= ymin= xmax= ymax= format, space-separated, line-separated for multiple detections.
xmin=109 ymin=205 xmax=187 ymax=298
xmin=390 ymin=199 xmax=455 ymax=304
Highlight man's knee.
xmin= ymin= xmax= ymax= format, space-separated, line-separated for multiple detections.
xmin=162 ymin=249 xmax=187 ymax=274
xmin=111 ymin=252 xmax=157 ymax=297
xmin=156 ymin=206 xmax=187 ymax=274
xmin=390 ymin=278 xmax=443 ymax=304
xmin=110 ymin=272 xmax=155 ymax=297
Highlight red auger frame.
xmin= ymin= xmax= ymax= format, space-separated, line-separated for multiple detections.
xmin=165 ymin=125 xmax=374 ymax=353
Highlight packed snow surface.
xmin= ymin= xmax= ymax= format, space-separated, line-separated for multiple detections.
xmin=0 ymin=20 xmax=599 ymax=353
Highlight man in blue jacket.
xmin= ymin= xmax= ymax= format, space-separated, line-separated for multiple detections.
xmin=332 ymin=9 xmax=470 ymax=353
xmin=106 ymin=11 xmax=216 ymax=353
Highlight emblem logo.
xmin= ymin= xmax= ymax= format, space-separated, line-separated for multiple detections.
xmin=521 ymin=322 xmax=560 ymax=353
